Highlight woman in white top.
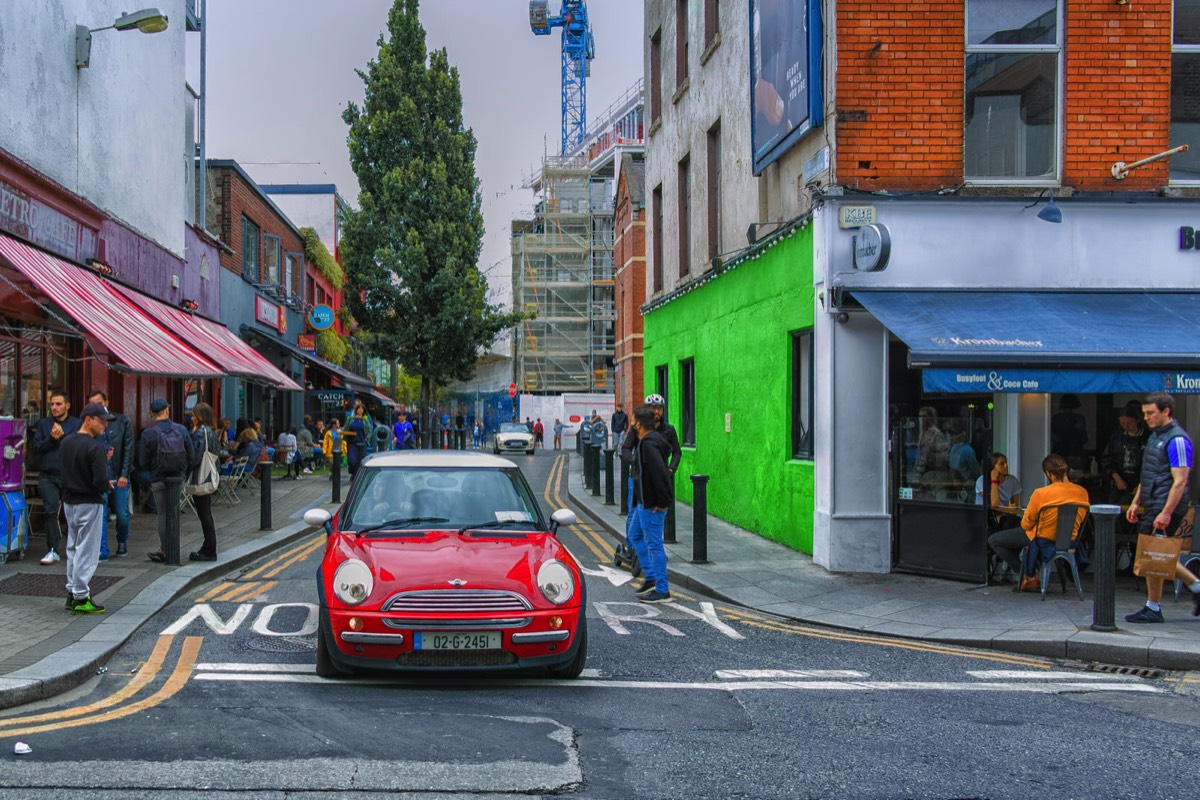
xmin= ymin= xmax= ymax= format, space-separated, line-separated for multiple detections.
xmin=976 ymin=452 xmax=1022 ymax=507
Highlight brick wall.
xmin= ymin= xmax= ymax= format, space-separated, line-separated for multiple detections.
xmin=207 ymin=166 xmax=304 ymax=284
xmin=614 ymin=183 xmax=646 ymax=413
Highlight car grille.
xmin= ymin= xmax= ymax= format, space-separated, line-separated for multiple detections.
xmin=382 ymin=589 xmax=533 ymax=613
xmin=395 ymin=650 xmax=516 ymax=668
xmin=503 ymin=439 xmax=526 ymax=447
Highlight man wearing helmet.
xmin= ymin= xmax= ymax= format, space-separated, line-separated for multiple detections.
xmin=620 ymin=394 xmax=683 ymax=598
xmin=643 ymin=394 xmax=682 ymax=475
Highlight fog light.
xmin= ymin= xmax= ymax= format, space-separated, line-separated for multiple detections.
xmin=550 ymin=615 xmax=563 ymax=629
xmin=349 ymin=617 xmax=364 ymax=631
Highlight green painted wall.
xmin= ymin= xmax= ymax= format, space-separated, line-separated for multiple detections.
xmin=642 ymin=223 xmax=816 ymax=553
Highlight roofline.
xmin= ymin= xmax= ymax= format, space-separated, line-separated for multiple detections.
xmin=259 ymin=184 xmax=338 ymax=195
xmin=203 ymin=159 xmax=306 ymax=242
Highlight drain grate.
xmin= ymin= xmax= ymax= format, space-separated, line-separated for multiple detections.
xmin=0 ymin=572 xmax=123 ymax=597
xmin=246 ymin=636 xmax=316 ymax=654
xmin=1088 ymin=663 xmax=1165 ymax=680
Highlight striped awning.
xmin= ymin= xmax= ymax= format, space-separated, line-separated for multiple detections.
xmin=114 ymin=285 xmax=303 ymax=391
xmin=0 ymin=235 xmax=222 ymax=378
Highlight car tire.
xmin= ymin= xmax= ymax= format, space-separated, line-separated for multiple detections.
xmin=316 ymin=611 xmax=350 ymax=678
xmin=547 ymin=618 xmax=587 ymax=679
xmin=527 ymin=448 xmax=535 ymax=455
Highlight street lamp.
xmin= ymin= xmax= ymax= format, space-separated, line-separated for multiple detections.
xmin=76 ymin=8 xmax=169 ymax=69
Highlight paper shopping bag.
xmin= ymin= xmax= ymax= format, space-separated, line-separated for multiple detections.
xmin=1133 ymin=534 xmax=1181 ymax=580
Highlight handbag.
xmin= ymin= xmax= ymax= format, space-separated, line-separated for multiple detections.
xmin=188 ymin=428 xmax=220 ymax=497
xmin=1133 ymin=533 xmax=1181 ymax=580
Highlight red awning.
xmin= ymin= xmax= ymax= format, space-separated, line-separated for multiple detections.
xmin=0 ymin=235 xmax=222 ymax=378
xmin=114 ymin=285 xmax=303 ymax=391
xmin=371 ymin=389 xmax=399 ymax=408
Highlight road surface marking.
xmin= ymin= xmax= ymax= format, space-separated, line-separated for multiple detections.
xmin=674 ymin=601 xmax=745 ymax=640
xmin=593 ymin=601 xmax=685 ymax=636
xmin=251 ymin=601 xmax=319 ymax=636
xmin=197 ymin=581 xmax=236 ymax=602
xmin=162 ymin=602 xmax=255 ymax=635
xmin=241 ymin=533 xmax=322 ymax=580
xmin=263 ymin=536 xmax=326 ymax=578
xmin=579 ymin=563 xmax=635 ymax=587
xmin=966 ymin=670 xmax=1142 ymax=681
xmin=715 ymin=669 xmax=871 ymax=679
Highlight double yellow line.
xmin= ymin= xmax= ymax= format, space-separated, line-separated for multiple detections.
xmin=0 ymin=635 xmax=200 ymax=737
xmin=196 ymin=533 xmax=325 ymax=603
xmin=544 ymin=454 xmax=613 ymax=562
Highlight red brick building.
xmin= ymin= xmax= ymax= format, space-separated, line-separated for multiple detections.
xmin=613 ymin=153 xmax=647 ymax=413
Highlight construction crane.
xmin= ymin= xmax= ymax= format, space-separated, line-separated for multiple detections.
xmin=529 ymin=0 xmax=595 ymax=155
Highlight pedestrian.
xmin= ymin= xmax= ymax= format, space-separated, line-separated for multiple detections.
xmin=279 ymin=426 xmax=300 ymax=479
xmin=34 ymin=389 xmax=81 ymax=565
xmin=628 ymin=405 xmax=674 ymax=604
xmin=643 ymin=394 xmax=683 ymax=477
xmin=59 ymin=402 xmax=115 ymax=613
xmin=534 ymin=418 xmax=545 ymax=448
xmin=393 ymin=411 xmax=416 ymax=450
xmin=323 ymin=417 xmax=343 ymax=472
xmin=296 ymin=423 xmax=315 ymax=474
xmin=86 ymin=389 xmax=132 ymax=560
xmin=611 ymin=402 xmax=628 ymax=454
xmin=312 ymin=419 xmax=326 ymax=469
xmin=1101 ymin=401 xmax=1149 ymax=504
xmin=553 ymin=418 xmax=564 ymax=450
xmin=524 ymin=416 xmax=534 ymax=434
xmin=187 ymin=402 xmax=219 ymax=562
xmin=345 ymin=406 xmax=368 ymax=477
xmin=138 ymin=399 xmax=195 ymax=564
xmin=1125 ymin=392 xmax=1200 ymax=622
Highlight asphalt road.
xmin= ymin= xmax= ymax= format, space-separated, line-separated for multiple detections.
xmin=2 ymin=448 xmax=1199 ymax=799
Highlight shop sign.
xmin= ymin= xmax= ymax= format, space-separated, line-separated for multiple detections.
xmin=1182 ymin=226 xmax=1200 ymax=251
xmin=923 ymin=367 xmax=1200 ymax=396
xmin=853 ymin=224 xmax=890 ymax=272
xmin=838 ymin=205 xmax=876 ymax=229
xmin=297 ymin=334 xmax=316 ymax=352
xmin=0 ymin=178 xmax=97 ymax=262
xmin=255 ymin=296 xmax=285 ymax=335
xmin=308 ymin=389 xmax=353 ymax=407
xmin=308 ymin=304 xmax=335 ymax=331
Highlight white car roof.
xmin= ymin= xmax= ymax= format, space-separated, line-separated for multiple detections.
xmin=362 ymin=450 xmax=519 ymax=469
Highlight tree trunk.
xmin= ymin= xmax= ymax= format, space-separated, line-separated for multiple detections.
xmin=420 ymin=376 xmax=432 ymax=448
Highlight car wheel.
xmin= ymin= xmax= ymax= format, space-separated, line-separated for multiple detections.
xmin=315 ymin=611 xmax=350 ymax=678
xmin=527 ymin=447 xmax=535 ymax=455
xmin=547 ymin=618 xmax=587 ymax=679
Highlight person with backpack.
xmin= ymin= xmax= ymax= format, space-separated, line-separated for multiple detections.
xmin=137 ymin=399 xmax=195 ymax=564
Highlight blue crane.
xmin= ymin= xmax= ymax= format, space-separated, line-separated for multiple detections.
xmin=529 ymin=0 xmax=595 ymax=156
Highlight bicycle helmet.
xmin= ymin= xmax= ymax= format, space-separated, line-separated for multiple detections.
xmin=644 ymin=393 xmax=665 ymax=407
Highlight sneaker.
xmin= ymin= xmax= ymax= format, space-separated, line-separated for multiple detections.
xmin=64 ymin=594 xmax=76 ymax=610
xmin=638 ymin=590 xmax=673 ymax=604
xmin=98 ymin=551 xmax=109 ymax=562
xmin=40 ymin=550 xmax=60 ymax=565
xmin=116 ymin=543 xmax=128 ymax=558
xmin=188 ymin=551 xmax=217 ymax=562
xmin=108 ymin=513 xmax=116 ymax=522
xmin=1125 ymin=605 xmax=1164 ymax=624
xmin=71 ymin=597 xmax=105 ymax=614
xmin=634 ymin=580 xmax=657 ymax=595
xmin=303 ymin=468 xmax=312 ymax=474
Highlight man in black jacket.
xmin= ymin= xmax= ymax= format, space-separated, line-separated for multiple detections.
xmin=138 ymin=399 xmax=196 ymax=564
xmin=628 ymin=405 xmax=674 ymax=604
xmin=611 ymin=403 xmax=628 ymax=454
xmin=60 ymin=403 xmax=115 ymax=613
xmin=87 ymin=389 xmax=133 ymax=559
xmin=33 ymin=390 xmax=81 ymax=565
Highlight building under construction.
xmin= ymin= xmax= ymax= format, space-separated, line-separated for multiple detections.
xmin=512 ymin=81 xmax=643 ymax=393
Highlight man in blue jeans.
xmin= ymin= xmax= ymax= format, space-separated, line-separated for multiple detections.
xmin=628 ymin=405 xmax=674 ymax=604
xmin=88 ymin=390 xmax=133 ymax=559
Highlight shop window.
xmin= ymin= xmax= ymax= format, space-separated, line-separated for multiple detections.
xmin=964 ymin=0 xmax=1060 ymax=182
xmin=263 ymin=234 xmax=281 ymax=287
xmin=242 ymin=217 xmax=260 ymax=280
xmin=656 ymin=364 xmax=668 ymax=411
xmin=1172 ymin=0 xmax=1200 ymax=182
xmin=680 ymin=358 xmax=695 ymax=446
xmin=792 ymin=331 xmax=813 ymax=459
xmin=677 ymin=153 xmax=691 ymax=279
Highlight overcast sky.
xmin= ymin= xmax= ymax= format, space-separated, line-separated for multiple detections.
xmin=193 ymin=0 xmax=645 ymax=307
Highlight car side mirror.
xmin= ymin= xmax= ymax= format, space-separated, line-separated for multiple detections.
xmin=549 ymin=508 xmax=577 ymax=535
xmin=304 ymin=507 xmax=333 ymax=535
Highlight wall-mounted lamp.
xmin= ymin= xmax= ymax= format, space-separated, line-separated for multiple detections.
xmin=1112 ymin=144 xmax=1190 ymax=179
xmin=179 ymin=298 xmax=199 ymax=312
xmin=87 ymin=259 xmax=114 ymax=276
xmin=1025 ymin=189 xmax=1063 ymax=224
xmin=1115 ymin=0 xmax=1128 ymax=5
xmin=76 ymin=8 xmax=169 ymax=69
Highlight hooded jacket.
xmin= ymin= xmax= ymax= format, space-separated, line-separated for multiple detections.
xmin=634 ymin=429 xmax=674 ymax=509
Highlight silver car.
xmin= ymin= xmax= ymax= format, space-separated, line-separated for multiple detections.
xmin=493 ymin=422 xmax=535 ymax=455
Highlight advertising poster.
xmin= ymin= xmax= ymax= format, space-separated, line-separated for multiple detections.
xmin=750 ymin=0 xmax=823 ymax=174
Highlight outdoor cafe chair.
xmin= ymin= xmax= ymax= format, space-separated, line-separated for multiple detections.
xmin=1021 ymin=503 xmax=1088 ymax=601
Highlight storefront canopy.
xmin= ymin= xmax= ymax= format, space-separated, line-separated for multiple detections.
xmin=0 ymin=234 xmax=223 ymax=378
xmin=243 ymin=325 xmax=375 ymax=394
xmin=114 ymin=286 xmax=303 ymax=391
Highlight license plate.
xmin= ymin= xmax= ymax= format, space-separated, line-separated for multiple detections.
xmin=414 ymin=631 xmax=501 ymax=650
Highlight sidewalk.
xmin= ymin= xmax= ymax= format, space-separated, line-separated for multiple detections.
xmin=566 ymin=454 xmax=1200 ymax=671
xmin=0 ymin=471 xmax=336 ymax=710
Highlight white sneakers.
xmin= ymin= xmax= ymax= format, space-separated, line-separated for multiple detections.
xmin=302 ymin=468 xmax=313 ymax=474
xmin=40 ymin=551 xmax=60 ymax=565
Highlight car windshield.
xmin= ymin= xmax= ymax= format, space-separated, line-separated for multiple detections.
xmin=499 ymin=423 xmax=528 ymax=433
xmin=341 ymin=466 xmax=545 ymax=532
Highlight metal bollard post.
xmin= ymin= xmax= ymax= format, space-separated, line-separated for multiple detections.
xmin=619 ymin=458 xmax=629 ymax=517
xmin=332 ymin=448 xmax=342 ymax=503
xmin=664 ymin=498 xmax=677 ymax=543
xmin=603 ymin=448 xmax=615 ymax=505
xmin=690 ymin=474 xmax=710 ymax=563
xmin=1090 ymin=504 xmax=1120 ymax=631
xmin=259 ymin=456 xmax=273 ymax=531
xmin=164 ymin=478 xmax=182 ymax=565
xmin=590 ymin=447 xmax=602 ymax=497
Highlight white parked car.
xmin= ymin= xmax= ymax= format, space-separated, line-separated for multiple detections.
xmin=493 ymin=422 xmax=535 ymax=455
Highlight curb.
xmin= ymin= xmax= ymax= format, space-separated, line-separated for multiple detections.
xmin=0 ymin=512 xmax=328 ymax=711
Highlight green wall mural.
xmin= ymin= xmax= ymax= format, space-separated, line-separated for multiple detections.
xmin=642 ymin=222 xmax=815 ymax=552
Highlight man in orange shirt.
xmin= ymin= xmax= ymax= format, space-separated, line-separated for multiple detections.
xmin=987 ymin=453 xmax=1089 ymax=590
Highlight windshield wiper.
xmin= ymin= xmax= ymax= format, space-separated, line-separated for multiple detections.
xmin=354 ymin=517 xmax=449 ymax=536
xmin=457 ymin=519 xmax=535 ymax=535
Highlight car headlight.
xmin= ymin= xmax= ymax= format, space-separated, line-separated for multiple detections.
xmin=332 ymin=559 xmax=373 ymax=606
xmin=537 ymin=559 xmax=575 ymax=605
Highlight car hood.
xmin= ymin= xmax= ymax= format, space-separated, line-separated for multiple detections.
xmin=497 ymin=431 xmax=533 ymax=439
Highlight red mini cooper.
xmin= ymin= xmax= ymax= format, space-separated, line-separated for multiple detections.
xmin=303 ymin=451 xmax=586 ymax=678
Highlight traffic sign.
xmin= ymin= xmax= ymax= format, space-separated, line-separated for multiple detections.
xmin=508 ymin=383 xmax=517 ymax=397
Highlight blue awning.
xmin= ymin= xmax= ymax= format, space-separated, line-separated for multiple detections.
xmin=852 ymin=291 xmax=1200 ymax=368
xmin=922 ymin=367 xmax=1200 ymax=395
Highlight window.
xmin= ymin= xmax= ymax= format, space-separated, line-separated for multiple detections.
xmin=652 ymin=184 xmax=664 ymax=292
xmin=263 ymin=234 xmax=280 ymax=286
xmin=676 ymin=0 xmax=689 ymax=88
xmin=656 ymin=364 xmax=668 ymax=409
xmin=792 ymin=330 xmax=813 ymax=459
xmin=704 ymin=0 xmax=719 ymax=51
xmin=677 ymin=154 xmax=691 ymax=278
xmin=650 ymin=30 xmax=662 ymax=123
xmin=964 ymin=1 xmax=1060 ymax=181
xmin=284 ymin=252 xmax=300 ymax=297
xmin=1172 ymin=0 xmax=1200 ymax=181
xmin=706 ymin=121 xmax=722 ymax=262
xmin=241 ymin=217 xmax=259 ymax=279
xmin=680 ymin=358 xmax=695 ymax=446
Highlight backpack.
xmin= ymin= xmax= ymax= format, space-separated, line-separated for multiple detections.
xmin=156 ymin=423 xmax=189 ymax=476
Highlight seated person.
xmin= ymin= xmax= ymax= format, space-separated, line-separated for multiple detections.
xmin=948 ymin=433 xmax=981 ymax=484
xmin=987 ymin=454 xmax=1088 ymax=590
xmin=976 ymin=452 xmax=1022 ymax=508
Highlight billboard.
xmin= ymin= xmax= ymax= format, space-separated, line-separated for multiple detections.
xmin=749 ymin=0 xmax=824 ymax=175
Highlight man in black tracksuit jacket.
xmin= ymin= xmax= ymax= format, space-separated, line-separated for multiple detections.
xmin=627 ymin=405 xmax=675 ymax=603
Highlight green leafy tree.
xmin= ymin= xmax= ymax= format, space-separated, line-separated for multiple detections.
xmin=341 ymin=0 xmax=521 ymax=443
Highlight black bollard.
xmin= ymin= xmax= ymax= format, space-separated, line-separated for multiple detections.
xmin=619 ymin=458 xmax=629 ymax=517
xmin=332 ymin=448 xmax=342 ymax=503
xmin=259 ymin=458 xmax=273 ymax=531
xmin=164 ymin=478 xmax=182 ymax=565
xmin=1090 ymin=504 xmax=1120 ymax=631
xmin=690 ymin=474 xmax=710 ymax=563
xmin=603 ymin=448 xmax=615 ymax=505
xmin=590 ymin=446 xmax=602 ymax=497
xmin=664 ymin=497 xmax=677 ymax=543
